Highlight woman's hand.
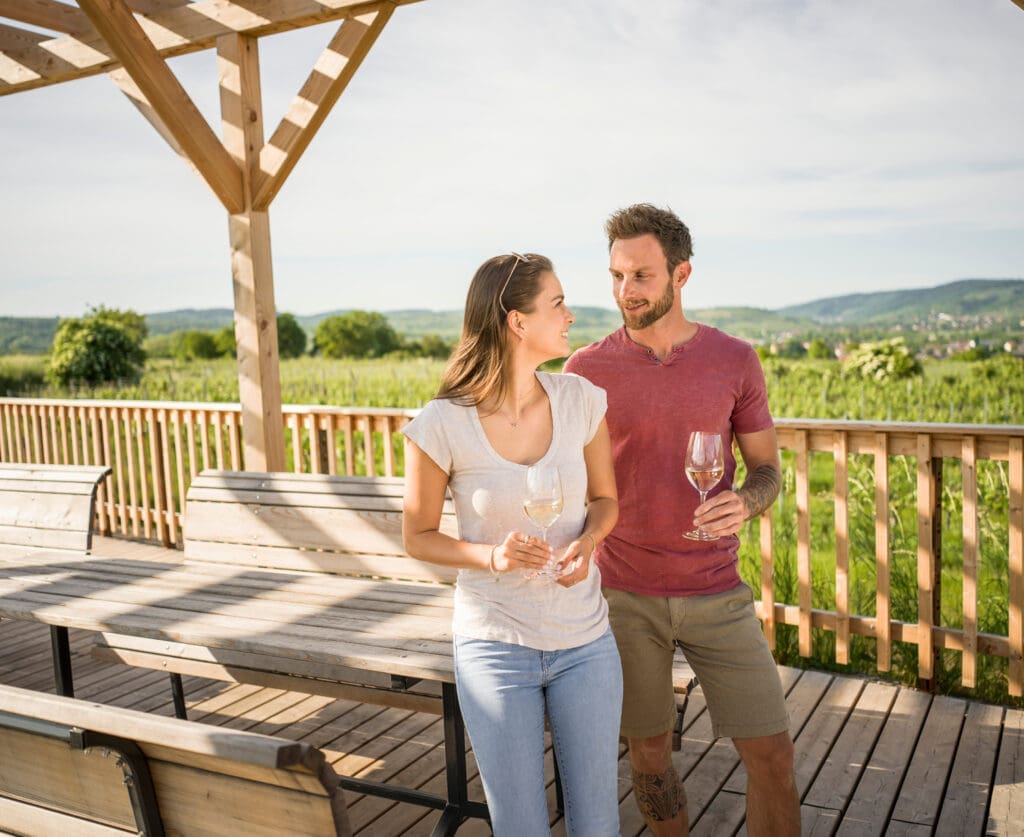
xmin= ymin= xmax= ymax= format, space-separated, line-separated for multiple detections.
xmin=490 ymin=531 xmax=553 ymax=574
xmin=554 ymin=537 xmax=594 ymax=588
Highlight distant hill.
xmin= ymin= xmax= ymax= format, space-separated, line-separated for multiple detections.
xmin=146 ymin=308 xmax=235 ymax=335
xmin=2 ymin=278 xmax=1021 ymax=355
xmin=0 ymin=316 xmax=59 ymax=354
xmin=779 ymin=278 xmax=1024 ymax=325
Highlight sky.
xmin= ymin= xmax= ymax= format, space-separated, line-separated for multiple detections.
xmin=2 ymin=0 xmax=1023 ymax=319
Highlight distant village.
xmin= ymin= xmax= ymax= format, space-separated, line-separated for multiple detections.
xmin=763 ymin=311 xmax=1024 ymax=361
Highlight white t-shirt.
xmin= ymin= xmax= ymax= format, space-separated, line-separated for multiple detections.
xmin=402 ymin=371 xmax=610 ymax=651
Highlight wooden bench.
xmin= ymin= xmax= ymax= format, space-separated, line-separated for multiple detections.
xmin=94 ymin=470 xmax=460 ymax=714
xmin=0 ymin=463 xmax=111 ymax=697
xmin=0 ymin=681 xmax=350 ymax=836
xmin=0 ymin=463 xmax=111 ymax=557
xmin=87 ymin=469 xmax=694 ymax=828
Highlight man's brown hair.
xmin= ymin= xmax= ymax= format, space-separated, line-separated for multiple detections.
xmin=605 ymin=203 xmax=693 ymax=276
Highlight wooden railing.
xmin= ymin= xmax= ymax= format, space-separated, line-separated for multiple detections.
xmin=2 ymin=397 xmax=1022 ymax=698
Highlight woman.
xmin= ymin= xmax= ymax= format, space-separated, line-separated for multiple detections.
xmin=402 ymin=253 xmax=622 ymax=836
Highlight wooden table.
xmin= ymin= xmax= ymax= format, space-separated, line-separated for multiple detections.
xmin=0 ymin=549 xmax=486 ymax=836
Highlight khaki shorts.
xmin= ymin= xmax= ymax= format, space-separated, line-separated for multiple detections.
xmin=604 ymin=583 xmax=790 ymax=741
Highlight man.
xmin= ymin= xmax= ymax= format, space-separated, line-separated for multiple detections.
xmin=564 ymin=204 xmax=800 ymax=836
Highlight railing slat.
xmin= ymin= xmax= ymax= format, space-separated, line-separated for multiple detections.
xmin=1010 ymin=437 xmax=1024 ymax=698
xmin=834 ymin=430 xmax=850 ymax=665
xmin=111 ymin=406 xmax=128 ymax=535
xmin=760 ymin=509 xmax=775 ymax=651
xmin=875 ymin=432 xmax=891 ymax=672
xmin=962 ymin=436 xmax=978 ymax=689
xmin=796 ymin=429 xmax=811 ymax=657
xmin=134 ymin=407 xmax=152 ymax=540
xmin=916 ymin=434 xmax=936 ymax=684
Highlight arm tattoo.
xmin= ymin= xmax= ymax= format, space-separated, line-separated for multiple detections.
xmin=737 ymin=462 xmax=782 ymax=519
xmin=631 ymin=765 xmax=686 ymax=822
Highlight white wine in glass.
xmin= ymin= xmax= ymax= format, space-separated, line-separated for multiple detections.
xmin=523 ymin=464 xmax=563 ymax=578
xmin=683 ymin=431 xmax=724 ymax=541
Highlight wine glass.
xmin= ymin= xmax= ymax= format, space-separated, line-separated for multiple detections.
xmin=523 ymin=464 xmax=563 ymax=578
xmin=683 ymin=431 xmax=724 ymax=541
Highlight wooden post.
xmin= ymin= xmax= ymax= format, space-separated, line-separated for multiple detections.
xmin=219 ymin=34 xmax=286 ymax=472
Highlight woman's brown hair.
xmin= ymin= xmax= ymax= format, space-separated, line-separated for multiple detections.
xmin=437 ymin=253 xmax=553 ymax=407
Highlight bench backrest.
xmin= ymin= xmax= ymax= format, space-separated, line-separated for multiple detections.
xmin=0 ymin=682 xmax=351 ymax=836
xmin=184 ymin=470 xmax=460 ymax=583
xmin=0 ymin=463 xmax=110 ymax=553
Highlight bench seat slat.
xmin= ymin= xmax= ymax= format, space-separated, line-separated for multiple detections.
xmin=184 ymin=538 xmax=460 ymax=583
xmin=0 ymin=588 xmax=454 ymax=682
xmin=0 ymin=571 xmax=454 ymax=643
xmin=0 ymin=492 xmax=95 ymax=530
xmin=185 ymin=500 xmax=457 ymax=552
xmin=0 ymin=523 xmax=98 ymax=551
xmin=0 ymin=796 xmax=131 ymax=837
xmin=0 ymin=727 xmax=136 ymax=829
xmin=3 ymin=554 xmax=456 ymax=611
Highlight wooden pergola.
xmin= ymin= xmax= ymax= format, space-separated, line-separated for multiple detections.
xmin=0 ymin=0 xmax=424 ymax=470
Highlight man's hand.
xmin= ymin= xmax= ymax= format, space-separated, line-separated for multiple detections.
xmin=693 ymin=490 xmax=749 ymax=538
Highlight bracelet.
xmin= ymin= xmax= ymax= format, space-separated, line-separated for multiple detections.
xmin=488 ymin=544 xmax=500 ymax=575
xmin=583 ymin=533 xmax=596 ymax=554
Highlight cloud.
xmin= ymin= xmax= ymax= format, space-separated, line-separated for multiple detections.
xmin=1 ymin=0 xmax=1022 ymax=317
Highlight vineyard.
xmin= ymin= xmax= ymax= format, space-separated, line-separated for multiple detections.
xmin=3 ymin=351 xmax=1024 ymax=703
xmin=5 ymin=352 xmax=1024 ymax=424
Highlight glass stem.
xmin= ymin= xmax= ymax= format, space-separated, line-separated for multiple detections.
xmin=698 ymin=491 xmax=708 ymax=533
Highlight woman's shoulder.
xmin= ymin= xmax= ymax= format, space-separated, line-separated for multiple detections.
xmin=541 ymin=370 xmax=604 ymax=399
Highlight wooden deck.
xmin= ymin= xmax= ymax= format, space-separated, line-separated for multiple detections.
xmin=1 ymin=537 xmax=1021 ymax=836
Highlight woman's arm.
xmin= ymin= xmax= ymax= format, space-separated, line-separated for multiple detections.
xmin=556 ymin=419 xmax=618 ymax=588
xmin=402 ymin=438 xmax=551 ymax=573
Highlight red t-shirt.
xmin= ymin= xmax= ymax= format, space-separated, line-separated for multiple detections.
xmin=564 ymin=325 xmax=774 ymax=597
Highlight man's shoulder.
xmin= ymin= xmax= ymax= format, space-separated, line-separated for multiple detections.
xmin=698 ymin=325 xmax=760 ymax=359
xmin=565 ymin=330 xmax=623 ymax=372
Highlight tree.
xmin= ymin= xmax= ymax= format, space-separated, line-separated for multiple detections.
xmin=807 ymin=338 xmax=833 ymax=360
xmin=843 ymin=337 xmax=922 ymax=381
xmin=48 ymin=308 xmax=146 ymax=386
xmin=214 ymin=326 xmax=236 ymax=358
xmin=90 ymin=306 xmax=148 ymax=345
xmin=172 ymin=330 xmax=220 ymax=360
xmin=277 ymin=313 xmax=307 ymax=358
xmin=314 ymin=311 xmax=400 ymax=358
xmin=777 ymin=338 xmax=807 ymax=359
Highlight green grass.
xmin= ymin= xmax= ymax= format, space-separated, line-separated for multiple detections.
xmin=5 ymin=352 xmax=1023 ymax=704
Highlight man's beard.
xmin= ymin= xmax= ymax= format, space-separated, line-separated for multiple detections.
xmin=617 ymin=278 xmax=675 ymax=330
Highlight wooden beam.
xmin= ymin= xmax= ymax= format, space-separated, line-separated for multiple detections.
xmin=252 ymin=7 xmax=393 ymax=209
xmin=0 ymin=0 xmax=92 ymax=36
xmin=1011 ymin=0 xmax=1024 ymax=12
xmin=219 ymin=34 xmax=286 ymax=472
xmin=107 ymin=67 xmax=189 ymax=162
xmin=0 ymin=0 xmax=422 ymax=95
xmin=0 ymin=22 xmax=47 ymax=51
xmin=75 ymin=0 xmax=244 ymax=214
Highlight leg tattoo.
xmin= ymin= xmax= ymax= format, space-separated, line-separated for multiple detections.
xmin=632 ymin=765 xmax=686 ymax=821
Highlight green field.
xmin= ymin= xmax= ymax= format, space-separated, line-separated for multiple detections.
xmin=4 ymin=352 xmax=1023 ymax=704
xmin=5 ymin=353 xmax=1023 ymax=425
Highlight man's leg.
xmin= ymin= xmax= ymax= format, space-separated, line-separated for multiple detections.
xmin=627 ymin=731 xmax=688 ymax=836
xmin=733 ymin=732 xmax=799 ymax=836
xmin=603 ymin=589 xmax=683 ymax=836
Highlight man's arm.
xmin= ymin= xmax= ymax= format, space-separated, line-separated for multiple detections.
xmin=693 ymin=427 xmax=781 ymax=538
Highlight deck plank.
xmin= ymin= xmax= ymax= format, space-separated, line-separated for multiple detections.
xmin=988 ymin=708 xmax=1024 ymax=836
xmin=837 ymin=687 xmax=933 ymax=836
xmin=0 ymin=536 xmax=1019 ymax=835
xmin=935 ymin=700 xmax=1004 ymax=836
xmin=890 ymin=694 xmax=968 ymax=827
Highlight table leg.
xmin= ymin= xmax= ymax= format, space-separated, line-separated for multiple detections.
xmin=170 ymin=673 xmax=187 ymax=719
xmin=431 ymin=681 xmax=489 ymax=836
xmin=50 ymin=626 xmax=74 ymax=697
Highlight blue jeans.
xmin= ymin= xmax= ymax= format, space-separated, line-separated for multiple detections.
xmin=453 ymin=628 xmax=623 ymax=837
